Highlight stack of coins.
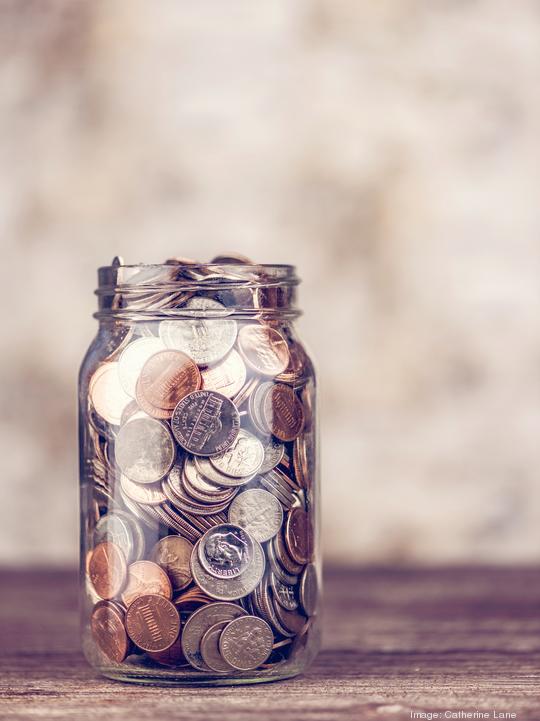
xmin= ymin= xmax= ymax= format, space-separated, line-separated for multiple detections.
xmin=84 ymin=255 xmax=318 ymax=676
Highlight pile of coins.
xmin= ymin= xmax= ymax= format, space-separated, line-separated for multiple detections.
xmin=83 ymin=255 xmax=318 ymax=677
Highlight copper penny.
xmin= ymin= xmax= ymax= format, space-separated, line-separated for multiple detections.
xmin=147 ymin=633 xmax=188 ymax=667
xmin=139 ymin=350 xmax=201 ymax=410
xmin=262 ymin=383 xmax=304 ymax=442
xmin=237 ymin=326 xmax=290 ymax=377
xmin=88 ymin=541 xmax=127 ymax=600
xmin=121 ymin=560 xmax=173 ymax=608
xmin=91 ymin=600 xmax=129 ymax=663
xmin=150 ymin=535 xmax=194 ymax=591
xmin=285 ymin=508 xmax=312 ymax=565
xmin=125 ymin=594 xmax=180 ymax=652
xmin=171 ymin=390 xmax=240 ymax=456
xmin=135 ymin=378 xmax=174 ymax=419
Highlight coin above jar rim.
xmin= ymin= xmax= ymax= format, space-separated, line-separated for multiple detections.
xmin=171 ymin=390 xmax=240 ymax=457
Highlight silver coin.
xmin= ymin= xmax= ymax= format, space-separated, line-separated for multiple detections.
xmin=182 ymin=458 xmax=228 ymax=496
xmin=159 ymin=298 xmax=237 ymax=366
xmin=93 ymin=512 xmax=134 ymax=562
xmin=181 ymin=602 xmax=246 ymax=670
xmin=201 ymin=349 xmax=246 ymax=398
xmin=191 ymin=539 xmax=265 ymax=601
xmin=200 ymin=621 xmax=236 ymax=673
xmin=299 ymin=563 xmax=318 ymax=616
xmin=120 ymin=474 xmax=167 ymax=506
xmin=209 ymin=430 xmax=264 ymax=479
xmin=218 ymin=615 xmax=274 ymax=671
xmin=270 ymin=572 xmax=298 ymax=611
xmin=228 ymin=489 xmax=283 ymax=543
xmin=194 ymin=455 xmax=255 ymax=488
xmin=266 ymin=540 xmax=298 ymax=586
xmin=117 ymin=337 xmax=165 ymax=398
xmin=198 ymin=524 xmax=254 ymax=579
xmin=258 ymin=437 xmax=285 ymax=474
xmin=115 ymin=418 xmax=175 ymax=483
xmin=89 ymin=362 xmax=132 ymax=425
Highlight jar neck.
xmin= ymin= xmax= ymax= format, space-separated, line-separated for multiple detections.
xmin=94 ymin=263 xmax=300 ymax=322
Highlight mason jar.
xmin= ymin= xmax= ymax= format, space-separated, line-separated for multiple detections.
xmin=79 ymin=258 xmax=320 ymax=685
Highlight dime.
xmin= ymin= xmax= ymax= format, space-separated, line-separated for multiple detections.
xmin=121 ymin=560 xmax=173 ymax=608
xmin=117 ymin=337 xmax=165 ymax=397
xmin=94 ymin=513 xmax=134 ymax=562
xmin=120 ymin=475 xmax=166 ymax=506
xmin=201 ymin=349 xmax=246 ymax=399
xmin=262 ymin=384 xmax=304 ymax=442
xmin=200 ymin=621 xmax=235 ymax=673
xmin=237 ymin=326 xmax=290 ymax=377
xmin=151 ymin=536 xmax=193 ymax=591
xmin=181 ymin=602 xmax=246 ymax=671
xmin=89 ymin=362 xmax=132 ymax=425
xmin=194 ymin=455 xmax=254 ymax=488
xmin=285 ymin=508 xmax=312 ymax=565
xmin=139 ymin=350 xmax=201 ymax=410
xmin=91 ymin=600 xmax=130 ymax=663
xmin=125 ymin=594 xmax=180 ymax=652
xmin=228 ymin=489 xmax=283 ymax=542
xmin=218 ymin=616 xmax=274 ymax=671
xmin=209 ymin=430 xmax=264 ymax=479
xmin=88 ymin=542 xmax=127 ymax=600
xmin=115 ymin=418 xmax=175 ymax=483
xmin=299 ymin=563 xmax=318 ymax=616
xmin=160 ymin=298 xmax=237 ymax=366
xmin=191 ymin=539 xmax=265 ymax=601
xmin=270 ymin=573 xmax=298 ymax=612
xmin=258 ymin=437 xmax=285 ymax=474
xmin=198 ymin=524 xmax=254 ymax=579
xmin=171 ymin=390 xmax=240 ymax=456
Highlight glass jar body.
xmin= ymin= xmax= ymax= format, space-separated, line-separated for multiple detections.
xmin=79 ymin=279 xmax=320 ymax=686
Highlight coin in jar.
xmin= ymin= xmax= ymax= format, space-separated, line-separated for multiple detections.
xmin=218 ymin=615 xmax=274 ymax=671
xmin=181 ymin=601 xmax=246 ymax=670
xmin=285 ymin=507 xmax=312 ymax=565
xmin=115 ymin=417 xmax=175 ymax=483
xmin=125 ymin=594 xmax=180 ymax=652
xmin=199 ymin=621 xmax=235 ymax=673
xmin=121 ymin=560 xmax=172 ymax=607
xmin=258 ymin=437 xmax=285 ymax=473
xmin=228 ymin=489 xmax=283 ymax=543
xmin=151 ymin=535 xmax=193 ymax=591
xmin=120 ymin=475 xmax=166 ymax=506
xmin=198 ymin=524 xmax=254 ymax=579
xmin=209 ymin=429 xmax=264 ymax=479
xmin=171 ymin=390 xmax=240 ymax=456
xmin=88 ymin=541 xmax=127 ymax=600
xmin=91 ymin=600 xmax=130 ymax=663
xmin=93 ymin=513 xmax=134 ymax=562
xmin=117 ymin=337 xmax=165 ymax=398
xmin=299 ymin=563 xmax=318 ymax=616
xmin=201 ymin=349 xmax=246 ymax=399
xmin=262 ymin=383 xmax=304 ymax=442
xmin=237 ymin=326 xmax=290 ymax=377
xmin=138 ymin=349 xmax=201 ymax=410
xmin=191 ymin=539 xmax=265 ymax=601
xmin=89 ymin=362 xmax=132 ymax=425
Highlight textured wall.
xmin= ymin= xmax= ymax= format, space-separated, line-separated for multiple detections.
xmin=2 ymin=0 xmax=540 ymax=566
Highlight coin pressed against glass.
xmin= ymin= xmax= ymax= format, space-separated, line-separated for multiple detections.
xmin=121 ymin=560 xmax=173 ymax=607
xmin=88 ymin=542 xmax=127 ymax=600
xmin=228 ymin=489 xmax=283 ymax=543
xmin=262 ymin=383 xmax=304 ymax=442
xmin=115 ymin=418 xmax=175 ymax=483
xmin=117 ymin=337 xmax=166 ymax=398
xmin=285 ymin=508 xmax=312 ymax=565
xmin=237 ymin=326 xmax=290 ymax=377
xmin=93 ymin=513 xmax=134 ymax=562
xmin=91 ymin=601 xmax=129 ymax=663
xmin=201 ymin=349 xmax=246 ymax=399
xmin=151 ymin=536 xmax=193 ymax=591
xmin=218 ymin=615 xmax=274 ymax=670
xmin=171 ymin=390 xmax=240 ymax=456
xmin=299 ymin=563 xmax=318 ymax=617
xmin=139 ymin=349 xmax=201 ymax=410
xmin=90 ymin=362 xmax=132 ymax=425
xmin=125 ymin=594 xmax=180 ymax=652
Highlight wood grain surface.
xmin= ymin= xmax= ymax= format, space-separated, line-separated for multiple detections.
xmin=1 ymin=567 xmax=540 ymax=721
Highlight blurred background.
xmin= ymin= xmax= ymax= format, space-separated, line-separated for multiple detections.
xmin=1 ymin=0 xmax=540 ymax=568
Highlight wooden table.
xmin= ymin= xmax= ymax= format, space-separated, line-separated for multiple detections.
xmin=1 ymin=567 xmax=539 ymax=720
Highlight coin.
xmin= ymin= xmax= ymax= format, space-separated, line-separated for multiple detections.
xmin=198 ymin=524 xmax=254 ymax=579
xmin=181 ymin=602 xmax=246 ymax=670
xmin=272 ymin=603 xmax=307 ymax=635
xmin=299 ymin=563 xmax=318 ymax=616
xmin=237 ymin=326 xmax=290 ymax=377
xmin=171 ymin=390 xmax=240 ymax=456
xmin=201 ymin=349 xmax=246 ymax=399
xmin=134 ymin=379 xmax=174 ymax=420
xmin=115 ymin=418 xmax=175 ymax=483
xmin=191 ymin=539 xmax=265 ymax=601
xmin=117 ymin=337 xmax=165 ymax=397
xmin=147 ymin=633 xmax=188 ymax=667
xmin=209 ymin=430 xmax=264 ymax=479
xmin=218 ymin=616 xmax=274 ymax=671
xmin=151 ymin=536 xmax=193 ymax=591
xmin=262 ymin=383 xmax=304 ymax=442
xmin=228 ymin=489 xmax=283 ymax=542
xmin=258 ymin=437 xmax=285 ymax=474
xmin=285 ymin=508 xmax=312 ymax=565
xmin=94 ymin=513 xmax=134 ymax=562
xmin=88 ymin=542 xmax=127 ymax=600
xmin=274 ymin=530 xmax=304 ymax=576
xmin=139 ymin=350 xmax=201 ymax=410
xmin=125 ymin=594 xmax=180 ymax=652
xmin=160 ymin=298 xmax=237 ymax=366
xmin=120 ymin=475 xmax=167 ymax=506
xmin=89 ymin=362 xmax=132 ymax=425
xmin=270 ymin=573 xmax=298 ymax=611
xmin=194 ymin=455 xmax=254 ymax=488
xmin=121 ymin=560 xmax=173 ymax=607
xmin=91 ymin=601 xmax=130 ymax=663
xmin=200 ymin=621 xmax=235 ymax=673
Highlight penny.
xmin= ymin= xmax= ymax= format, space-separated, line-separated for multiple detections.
xmin=147 ymin=633 xmax=188 ymax=667
xmin=88 ymin=542 xmax=127 ymax=600
xmin=134 ymin=378 xmax=173 ymax=419
xmin=237 ymin=326 xmax=290 ymax=377
xmin=219 ymin=616 xmax=274 ymax=671
xmin=274 ymin=530 xmax=304 ymax=576
xmin=258 ymin=437 xmax=285 ymax=474
xmin=228 ymin=489 xmax=283 ymax=543
xmin=151 ymin=536 xmax=194 ymax=591
xmin=94 ymin=513 xmax=134 ymax=563
xmin=171 ymin=390 xmax=240 ymax=457
xmin=299 ymin=563 xmax=318 ymax=616
xmin=200 ymin=621 xmax=235 ymax=673
xmin=201 ymin=349 xmax=246 ymax=399
xmin=209 ymin=430 xmax=264 ymax=479
xmin=121 ymin=560 xmax=173 ymax=608
xmin=181 ymin=602 xmax=246 ymax=671
xmin=125 ymin=594 xmax=180 ymax=652
xmin=139 ymin=350 xmax=201 ymax=410
xmin=91 ymin=601 xmax=130 ymax=663
xmin=198 ymin=524 xmax=254 ymax=579
xmin=262 ymin=384 xmax=304 ymax=442
xmin=117 ymin=337 xmax=165 ymax=397
xmin=270 ymin=573 xmax=298 ymax=611
xmin=191 ymin=539 xmax=265 ymax=601
xmin=120 ymin=475 xmax=166 ymax=506
xmin=89 ymin=362 xmax=132 ymax=425
xmin=272 ymin=603 xmax=307 ymax=636
xmin=285 ymin=508 xmax=312 ymax=565
xmin=115 ymin=418 xmax=175 ymax=483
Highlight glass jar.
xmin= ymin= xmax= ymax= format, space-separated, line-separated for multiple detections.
xmin=79 ymin=259 xmax=320 ymax=686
